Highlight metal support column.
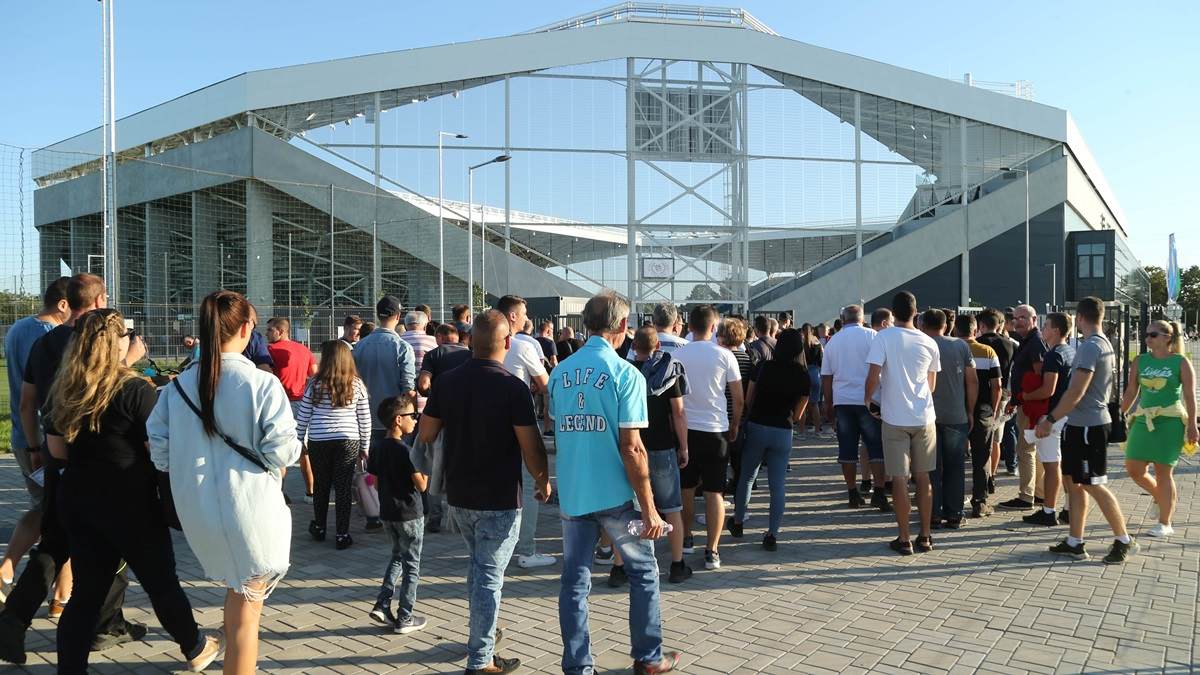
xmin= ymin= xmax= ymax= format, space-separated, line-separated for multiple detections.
xmin=625 ymin=57 xmax=638 ymax=307
xmin=329 ymin=184 xmax=336 ymax=337
xmin=854 ymin=92 xmax=863 ymax=305
xmin=504 ymin=75 xmax=512 ymax=255
xmin=372 ymin=92 xmax=382 ymax=304
xmin=960 ymin=118 xmax=970 ymax=306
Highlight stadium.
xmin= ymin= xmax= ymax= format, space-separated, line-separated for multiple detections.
xmin=30 ymin=3 xmax=1147 ymax=346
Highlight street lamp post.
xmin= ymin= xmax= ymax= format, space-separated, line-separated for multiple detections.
xmin=1045 ymin=263 xmax=1057 ymax=310
xmin=467 ymin=154 xmax=512 ymax=314
xmin=438 ymin=132 xmax=467 ymax=323
xmin=1001 ymin=165 xmax=1031 ymax=303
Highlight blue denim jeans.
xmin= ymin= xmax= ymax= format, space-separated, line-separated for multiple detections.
xmin=734 ymin=422 xmax=792 ymax=534
xmin=1001 ymin=416 xmax=1017 ymax=470
xmin=516 ymin=466 xmax=541 ymax=556
xmin=560 ymin=501 xmax=663 ymax=675
xmin=834 ymin=405 xmax=884 ymax=464
xmin=448 ymin=506 xmax=521 ymax=670
xmin=931 ymin=422 xmax=969 ymax=521
xmin=376 ymin=518 xmax=424 ymax=620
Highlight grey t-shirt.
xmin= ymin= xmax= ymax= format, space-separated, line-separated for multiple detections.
xmin=931 ymin=335 xmax=974 ymax=425
xmin=1066 ymin=333 xmax=1114 ymax=427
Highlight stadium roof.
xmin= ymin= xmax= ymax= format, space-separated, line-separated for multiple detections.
xmin=34 ymin=3 xmax=1126 ymax=230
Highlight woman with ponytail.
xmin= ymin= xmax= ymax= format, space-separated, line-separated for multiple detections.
xmin=1120 ymin=320 xmax=1197 ymax=538
xmin=44 ymin=309 xmax=221 ymax=673
xmin=149 ymin=291 xmax=301 ymax=674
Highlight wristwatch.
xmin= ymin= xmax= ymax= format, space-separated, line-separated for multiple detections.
xmin=1044 ymin=413 xmax=1057 ymax=424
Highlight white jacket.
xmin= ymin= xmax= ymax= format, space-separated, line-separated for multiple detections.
xmin=148 ymin=353 xmax=301 ymax=596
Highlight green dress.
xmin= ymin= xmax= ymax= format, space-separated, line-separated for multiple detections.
xmin=1125 ymin=352 xmax=1186 ymax=465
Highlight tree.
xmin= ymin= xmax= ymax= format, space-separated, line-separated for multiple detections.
xmin=1178 ymin=264 xmax=1200 ymax=330
xmin=1144 ymin=265 xmax=1167 ymax=306
xmin=685 ymin=283 xmax=721 ymax=302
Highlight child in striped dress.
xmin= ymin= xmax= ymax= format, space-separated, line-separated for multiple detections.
xmin=295 ymin=340 xmax=373 ymax=549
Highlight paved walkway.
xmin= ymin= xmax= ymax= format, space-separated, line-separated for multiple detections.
xmin=1 ymin=436 xmax=1196 ymax=674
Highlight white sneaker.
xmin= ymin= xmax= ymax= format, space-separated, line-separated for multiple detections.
xmin=1146 ymin=522 xmax=1174 ymax=538
xmin=696 ymin=514 xmax=707 ymax=526
xmin=516 ymin=553 xmax=556 ymax=568
xmin=0 ymin=578 xmax=12 ymax=605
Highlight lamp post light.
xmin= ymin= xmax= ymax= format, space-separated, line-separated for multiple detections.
xmin=437 ymin=131 xmax=467 ymax=323
xmin=1001 ymin=165 xmax=1031 ymax=305
xmin=467 ymin=154 xmax=512 ymax=314
xmin=1044 ymin=262 xmax=1057 ymax=310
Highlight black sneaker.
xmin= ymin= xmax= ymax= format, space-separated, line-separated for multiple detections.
xmin=0 ymin=613 xmax=26 ymax=665
xmin=369 ymin=604 xmax=396 ymax=626
xmin=1005 ymin=466 xmax=1016 ymax=476
xmin=871 ymin=488 xmax=892 ymax=512
xmin=1023 ymin=510 xmax=1058 ymax=526
xmin=889 ymin=538 xmax=913 ymax=556
xmin=394 ymin=615 xmax=427 ymax=635
xmin=762 ymin=534 xmax=777 ymax=551
xmin=309 ymin=520 xmax=326 ymax=542
xmin=682 ymin=536 xmax=695 ymax=554
xmin=998 ymin=498 xmax=1033 ymax=511
xmin=726 ymin=517 xmax=743 ymax=538
xmin=668 ymin=561 xmax=693 ymax=584
xmin=593 ymin=546 xmax=615 ymax=566
xmin=970 ymin=501 xmax=994 ymax=518
xmin=859 ymin=479 xmax=872 ymax=494
xmin=90 ymin=621 xmax=147 ymax=652
xmin=365 ymin=518 xmax=384 ymax=533
xmin=1103 ymin=538 xmax=1139 ymax=565
xmin=607 ymin=564 xmax=628 ymax=588
xmin=1058 ymin=509 xmax=1070 ymax=525
xmin=848 ymin=488 xmax=866 ymax=508
xmin=1048 ymin=539 xmax=1089 ymax=561
xmin=914 ymin=535 xmax=934 ymax=553
xmin=465 ymin=654 xmax=521 ymax=674
xmin=884 ymin=480 xmax=893 ymax=491
xmin=704 ymin=549 xmax=721 ymax=570
xmin=425 ymin=519 xmax=441 ymax=534
xmin=335 ymin=534 xmax=353 ymax=550
xmin=930 ymin=519 xmax=944 ymax=530
xmin=987 ymin=476 xmax=996 ymax=494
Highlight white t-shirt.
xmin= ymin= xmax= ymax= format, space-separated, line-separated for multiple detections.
xmin=866 ymin=326 xmax=941 ymax=427
xmin=673 ymin=339 xmax=742 ymax=432
xmin=504 ymin=333 xmax=548 ymax=388
xmin=820 ymin=323 xmax=877 ymax=406
xmin=626 ymin=331 xmax=688 ymax=361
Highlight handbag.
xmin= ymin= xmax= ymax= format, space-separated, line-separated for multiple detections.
xmin=171 ymin=378 xmax=271 ymax=472
xmin=1107 ymin=400 xmax=1127 ymax=444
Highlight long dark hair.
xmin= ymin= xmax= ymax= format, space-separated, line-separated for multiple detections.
xmin=313 ymin=340 xmax=358 ymax=407
xmin=198 ymin=290 xmax=252 ymax=437
xmin=772 ymin=328 xmax=808 ymax=368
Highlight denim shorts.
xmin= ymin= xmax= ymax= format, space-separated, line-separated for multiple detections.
xmin=640 ymin=449 xmax=683 ymax=514
xmin=834 ymin=405 xmax=884 ymax=464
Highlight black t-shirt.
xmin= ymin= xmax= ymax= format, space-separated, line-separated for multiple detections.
xmin=1042 ymin=343 xmax=1075 ymax=411
xmin=1010 ymin=328 xmax=1048 ymax=397
xmin=977 ymin=332 xmax=1016 ymax=390
xmin=367 ymin=437 xmax=423 ymax=522
xmin=23 ymin=324 xmax=75 ymax=408
xmin=616 ymin=335 xmax=634 ymax=360
xmin=805 ymin=343 xmax=823 ymax=369
xmin=45 ymin=376 xmax=159 ymax=495
xmin=535 ymin=336 xmax=557 ymax=363
xmin=422 ymin=358 xmax=536 ymax=511
xmin=420 ymin=343 xmax=471 ymax=388
xmin=556 ymin=340 xmax=576 ymax=361
xmin=637 ymin=366 xmax=683 ymax=453
xmin=749 ymin=361 xmax=811 ymax=429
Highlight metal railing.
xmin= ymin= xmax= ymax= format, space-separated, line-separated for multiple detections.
xmin=526 ymin=3 xmax=777 ymax=35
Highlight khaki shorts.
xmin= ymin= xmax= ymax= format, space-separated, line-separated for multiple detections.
xmin=882 ymin=422 xmax=936 ymax=477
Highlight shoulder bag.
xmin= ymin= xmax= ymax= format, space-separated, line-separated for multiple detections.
xmin=171 ymin=378 xmax=271 ymax=472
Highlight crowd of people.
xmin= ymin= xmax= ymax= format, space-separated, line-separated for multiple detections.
xmin=0 ymin=272 xmax=1197 ymax=674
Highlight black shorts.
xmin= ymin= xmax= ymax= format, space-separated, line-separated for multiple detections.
xmin=1061 ymin=424 xmax=1110 ymax=486
xmin=680 ymin=430 xmax=729 ymax=493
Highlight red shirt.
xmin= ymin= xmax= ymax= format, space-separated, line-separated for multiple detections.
xmin=268 ymin=339 xmax=315 ymax=401
xmin=1019 ymin=370 xmax=1048 ymax=429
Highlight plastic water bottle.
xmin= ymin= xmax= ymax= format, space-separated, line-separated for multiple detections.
xmin=626 ymin=520 xmax=673 ymax=538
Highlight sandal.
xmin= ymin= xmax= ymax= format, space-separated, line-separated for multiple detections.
xmin=889 ymin=538 xmax=913 ymax=556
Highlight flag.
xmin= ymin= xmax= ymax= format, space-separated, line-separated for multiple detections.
xmin=1167 ymin=233 xmax=1180 ymax=303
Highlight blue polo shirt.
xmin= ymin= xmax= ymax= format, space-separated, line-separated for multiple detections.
xmin=549 ymin=335 xmax=648 ymax=517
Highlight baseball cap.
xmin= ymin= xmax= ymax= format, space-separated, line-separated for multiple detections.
xmin=376 ymin=295 xmax=402 ymax=319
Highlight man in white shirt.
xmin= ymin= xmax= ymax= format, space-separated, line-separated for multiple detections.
xmin=673 ymin=305 xmax=742 ymax=571
xmin=821 ymin=305 xmax=889 ymax=512
xmin=628 ymin=303 xmax=688 ymax=360
xmin=497 ymin=295 xmax=556 ymax=569
xmin=864 ymin=291 xmax=941 ymax=556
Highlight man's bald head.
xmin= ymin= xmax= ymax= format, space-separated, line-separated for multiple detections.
xmin=471 ymin=309 xmax=511 ymax=360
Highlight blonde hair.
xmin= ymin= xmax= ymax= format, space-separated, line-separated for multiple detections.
xmin=46 ymin=309 xmax=138 ymax=443
xmin=1149 ymin=319 xmax=1185 ymax=355
xmin=313 ymin=340 xmax=359 ymax=408
xmin=717 ymin=317 xmax=747 ymax=348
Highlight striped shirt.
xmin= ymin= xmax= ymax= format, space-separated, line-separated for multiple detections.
xmin=401 ymin=330 xmax=438 ymax=412
xmin=967 ymin=339 xmax=1003 ymax=419
xmin=294 ymin=377 xmax=372 ymax=453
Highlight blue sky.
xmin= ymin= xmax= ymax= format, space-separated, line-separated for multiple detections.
xmin=3 ymin=0 xmax=1195 ymax=270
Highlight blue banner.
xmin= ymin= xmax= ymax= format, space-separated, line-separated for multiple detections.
xmin=1167 ymin=233 xmax=1180 ymax=303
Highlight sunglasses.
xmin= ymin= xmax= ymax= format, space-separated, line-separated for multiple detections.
xmin=396 ymin=412 xmax=420 ymax=419
xmin=1146 ymin=332 xmax=1163 ymax=339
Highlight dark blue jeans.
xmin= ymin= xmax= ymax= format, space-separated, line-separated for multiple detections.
xmin=560 ymin=501 xmax=662 ymax=674
xmin=376 ymin=518 xmax=424 ymax=620
xmin=931 ymin=422 xmax=969 ymax=521
xmin=1001 ymin=416 xmax=1017 ymax=471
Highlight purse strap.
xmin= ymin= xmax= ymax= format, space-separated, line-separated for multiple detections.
xmin=171 ymin=378 xmax=271 ymax=472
